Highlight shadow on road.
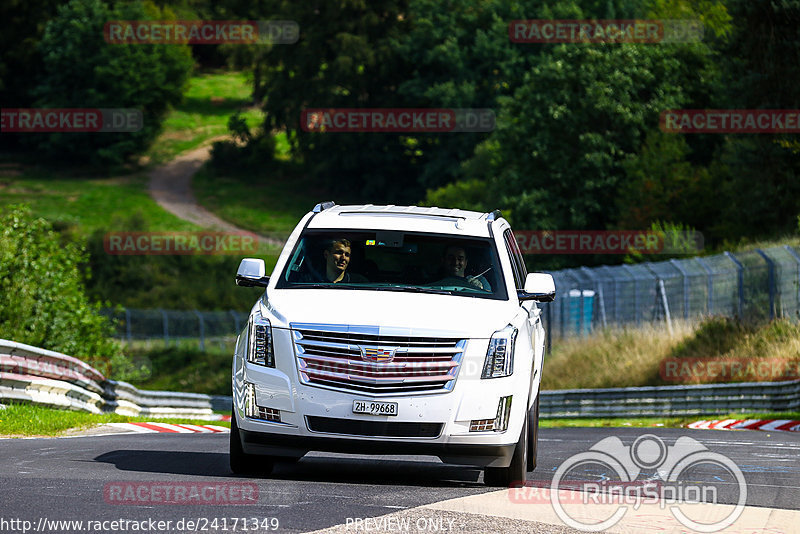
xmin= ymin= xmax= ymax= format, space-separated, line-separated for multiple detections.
xmin=94 ymin=450 xmax=485 ymax=487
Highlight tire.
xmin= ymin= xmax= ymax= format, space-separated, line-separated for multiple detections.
xmin=229 ymin=406 xmax=274 ymax=476
xmin=484 ymin=414 xmax=528 ymax=487
xmin=527 ymin=394 xmax=539 ymax=472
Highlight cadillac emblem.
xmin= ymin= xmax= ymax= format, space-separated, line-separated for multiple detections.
xmin=361 ymin=346 xmax=395 ymax=363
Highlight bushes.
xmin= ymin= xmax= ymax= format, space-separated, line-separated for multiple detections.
xmin=0 ymin=205 xmax=124 ymax=375
xmin=28 ymin=0 xmax=193 ymax=165
xmin=84 ymin=212 xmax=264 ymax=310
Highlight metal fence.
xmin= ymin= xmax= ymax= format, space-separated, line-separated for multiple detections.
xmin=102 ymin=245 xmax=799 ymax=350
xmin=101 ymin=308 xmax=248 ymax=351
xmin=541 ymin=245 xmax=800 ymax=342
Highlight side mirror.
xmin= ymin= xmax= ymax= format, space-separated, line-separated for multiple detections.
xmin=518 ymin=273 xmax=555 ymax=302
xmin=236 ymin=258 xmax=269 ymax=287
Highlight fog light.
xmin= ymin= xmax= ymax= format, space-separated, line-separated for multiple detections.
xmin=469 ymin=396 xmax=512 ymax=432
xmin=244 ymin=383 xmax=281 ymax=422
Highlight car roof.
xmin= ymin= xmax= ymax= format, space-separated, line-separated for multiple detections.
xmin=306 ymin=204 xmax=501 ymax=237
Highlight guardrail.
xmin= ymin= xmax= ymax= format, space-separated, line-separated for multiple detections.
xmin=3 ymin=338 xmax=798 ymax=420
xmin=539 ymin=379 xmax=800 ymax=418
xmin=0 ymin=339 xmax=231 ymax=419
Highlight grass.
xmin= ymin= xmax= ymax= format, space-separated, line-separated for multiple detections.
xmin=145 ymin=71 xmax=264 ymax=165
xmin=129 ymin=343 xmax=233 ymax=396
xmin=0 ymin=71 xmax=267 ymax=238
xmin=0 ymin=402 xmax=230 ymax=437
xmin=542 ymin=321 xmax=697 ymax=390
xmin=540 ymin=413 xmax=800 ymax=427
xmin=193 ymin=161 xmax=333 ymax=239
xmin=3 ymin=402 xmax=795 ymax=437
xmin=542 ymin=316 xmax=800 ymax=390
xmin=0 ymin=170 xmax=201 ymax=237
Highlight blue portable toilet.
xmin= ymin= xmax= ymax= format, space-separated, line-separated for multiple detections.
xmin=566 ymin=289 xmax=595 ymax=336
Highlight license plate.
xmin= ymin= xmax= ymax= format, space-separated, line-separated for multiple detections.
xmin=352 ymin=400 xmax=398 ymax=416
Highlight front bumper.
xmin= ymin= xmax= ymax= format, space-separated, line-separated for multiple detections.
xmin=239 ymin=427 xmax=517 ymax=467
xmin=232 ymin=327 xmax=536 ymax=468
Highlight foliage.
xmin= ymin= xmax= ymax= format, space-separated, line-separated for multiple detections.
xmin=0 ymin=205 xmax=122 ymax=373
xmin=0 ymin=0 xmax=63 ymax=107
xmin=423 ymin=179 xmax=498 ymax=214
xmin=471 ymin=43 xmax=707 ymax=234
xmin=131 ymin=345 xmax=233 ymax=395
xmin=28 ymin=0 xmax=193 ymax=164
xmin=616 ymin=132 xmax=714 ymax=231
xmin=84 ymin=212 xmax=265 ymax=310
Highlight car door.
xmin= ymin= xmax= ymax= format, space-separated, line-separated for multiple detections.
xmin=502 ymin=229 xmax=543 ymax=402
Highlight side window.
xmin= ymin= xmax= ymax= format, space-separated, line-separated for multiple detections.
xmin=503 ymin=229 xmax=527 ymax=290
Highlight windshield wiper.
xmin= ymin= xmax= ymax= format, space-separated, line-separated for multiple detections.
xmin=289 ymin=283 xmax=359 ymax=289
xmin=374 ymin=285 xmax=455 ymax=295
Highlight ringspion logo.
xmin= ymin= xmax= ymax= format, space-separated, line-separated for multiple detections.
xmin=509 ymin=19 xmax=703 ymax=43
xmin=104 ymin=20 xmax=298 ymax=44
xmin=514 ymin=435 xmax=746 ymax=532
xmin=1 ymin=109 xmax=142 ymax=133
xmin=103 ymin=232 xmax=259 ymax=255
xmin=300 ymin=108 xmax=495 ymax=133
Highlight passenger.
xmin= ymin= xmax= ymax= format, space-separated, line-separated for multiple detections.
xmin=322 ymin=238 xmax=367 ymax=284
xmin=440 ymin=245 xmax=491 ymax=290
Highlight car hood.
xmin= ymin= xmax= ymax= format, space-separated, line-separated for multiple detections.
xmin=263 ymin=288 xmax=515 ymax=339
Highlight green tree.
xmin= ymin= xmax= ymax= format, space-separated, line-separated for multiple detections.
xmin=0 ymin=0 xmax=64 ymax=107
xmin=0 ymin=205 xmax=123 ymax=375
xmin=472 ymin=43 xmax=696 ymax=232
xmin=616 ymin=131 xmax=714 ymax=230
xmin=29 ymin=0 xmax=193 ymax=164
xmin=703 ymin=0 xmax=800 ymax=240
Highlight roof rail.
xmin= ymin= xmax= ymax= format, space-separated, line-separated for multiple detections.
xmin=485 ymin=209 xmax=502 ymax=221
xmin=313 ymin=201 xmax=336 ymax=213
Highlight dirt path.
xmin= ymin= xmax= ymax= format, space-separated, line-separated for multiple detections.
xmin=148 ymin=140 xmax=285 ymax=248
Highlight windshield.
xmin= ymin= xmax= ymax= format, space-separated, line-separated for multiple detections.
xmin=276 ymin=230 xmax=507 ymax=300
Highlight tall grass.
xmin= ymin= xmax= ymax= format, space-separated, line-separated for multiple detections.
xmin=542 ymin=317 xmax=800 ymax=390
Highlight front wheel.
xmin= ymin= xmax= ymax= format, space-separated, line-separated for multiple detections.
xmin=527 ymin=393 xmax=539 ymax=472
xmin=484 ymin=415 xmax=528 ymax=487
xmin=229 ymin=406 xmax=274 ymax=476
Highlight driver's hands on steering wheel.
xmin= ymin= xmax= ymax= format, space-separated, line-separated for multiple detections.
xmin=466 ymin=276 xmax=484 ymax=289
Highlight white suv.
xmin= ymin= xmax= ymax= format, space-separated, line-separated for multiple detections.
xmin=230 ymin=203 xmax=555 ymax=486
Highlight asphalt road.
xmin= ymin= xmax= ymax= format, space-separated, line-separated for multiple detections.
xmin=0 ymin=427 xmax=798 ymax=533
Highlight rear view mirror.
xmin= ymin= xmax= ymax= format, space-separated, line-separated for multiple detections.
xmin=236 ymin=258 xmax=269 ymax=287
xmin=518 ymin=273 xmax=555 ymax=302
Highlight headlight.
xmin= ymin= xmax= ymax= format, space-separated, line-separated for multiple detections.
xmin=247 ymin=310 xmax=274 ymax=367
xmin=481 ymin=325 xmax=517 ymax=378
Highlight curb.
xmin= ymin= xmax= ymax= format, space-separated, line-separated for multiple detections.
xmin=105 ymin=422 xmax=229 ymax=434
xmin=688 ymin=419 xmax=800 ymax=432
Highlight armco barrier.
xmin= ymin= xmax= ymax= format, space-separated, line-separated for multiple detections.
xmin=539 ymin=379 xmax=800 ymax=418
xmin=0 ymin=339 xmax=231 ymax=419
xmin=3 ymin=338 xmax=799 ymax=420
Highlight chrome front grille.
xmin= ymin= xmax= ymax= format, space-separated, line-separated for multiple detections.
xmin=291 ymin=324 xmax=466 ymax=394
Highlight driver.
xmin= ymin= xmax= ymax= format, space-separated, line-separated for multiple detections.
xmin=440 ymin=245 xmax=491 ymax=291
